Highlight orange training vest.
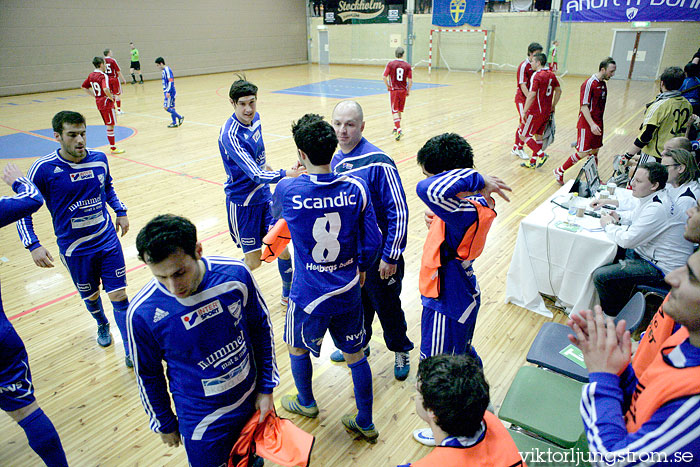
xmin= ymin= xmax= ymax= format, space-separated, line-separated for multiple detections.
xmin=260 ymin=219 xmax=291 ymax=263
xmin=229 ymin=410 xmax=314 ymax=467
xmin=631 ymin=295 xmax=675 ymax=376
xmin=411 ymin=412 xmax=526 ymax=467
xmin=625 ymin=327 xmax=700 ymax=433
xmin=419 ymin=198 xmax=496 ymax=298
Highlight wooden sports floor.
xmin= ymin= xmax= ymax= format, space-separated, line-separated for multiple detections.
xmin=0 ymin=64 xmax=657 ymax=466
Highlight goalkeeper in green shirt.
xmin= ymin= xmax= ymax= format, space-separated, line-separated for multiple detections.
xmin=129 ymin=42 xmax=143 ymax=84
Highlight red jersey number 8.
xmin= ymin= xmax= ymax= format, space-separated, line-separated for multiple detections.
xmin=91 ymin=81 xmax=102 ymax=97
xmin=396 ymin=68 xmax=404 ymax=82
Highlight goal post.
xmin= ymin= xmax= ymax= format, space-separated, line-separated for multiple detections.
xmin=428 ymin=29 xmax=488 ymax=76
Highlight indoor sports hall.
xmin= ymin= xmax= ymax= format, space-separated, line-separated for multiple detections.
xmin=1 ymin=1 xmax=698 ymax=465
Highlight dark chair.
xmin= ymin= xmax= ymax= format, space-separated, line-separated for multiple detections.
xmin=525 ymin=292 xmax=646 ymax=383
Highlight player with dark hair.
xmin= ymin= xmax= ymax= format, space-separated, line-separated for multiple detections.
xmin=1 ymin=163 xmax=69 ymax=467
xmin=129 ymin=42 xmax=142 ymax=84
xmin=554 ymin=57 xmax=616 ymax=184
xmin=383 ymin=47 xmax=412 ymax=140
xmin=619 ymin=66 xmax=693 ymax=170
xmin=103 ymin=49 xmax=126 ymax=114
xmin=128 ymin=214 xmax=276 ymax=467
xmin=276 ymin=115 xmax=382 ymax=443
xmin=81 ymin=56 xmax=124 ymax=154
xmin=519 ymin=52 xmax=562 ymax=169
xmin=17 ymin=110 xmax=133 ymax=367
xmin=412 ymin=133 xmax=510 ymax=446
xmin=511 ymin=42 xmax=543 ymax=160
xmin=155 ymin=57 xmax=183 ymax=128
xmin=399 ymin=354 xmax=524 ymax=466
xmin=218 ymin=75 xmax=304 ymax=306
xmin=330 ymin=100 xmax=413 ymax=381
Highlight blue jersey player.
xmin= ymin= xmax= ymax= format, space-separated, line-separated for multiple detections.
xmin=1 ymin=163 xmax=68 ymax=466
xmin=330 ymin=100 xmax=413 ymax=381
xmin=155 ymin=57 xmax=184 ymax=128
xmin=275 ymin=115 xmax=382 ymax=443
xmin=218 ymin=76 xmax=304 ymax=306
xmin=128 ymin=214 xmax=277 ymax=467
xmin=17 ymin=111 xmax=133 ymax=367
xmin=412 ymin=133 xmax=511 ymax=446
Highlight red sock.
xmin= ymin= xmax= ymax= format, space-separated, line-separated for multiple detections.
xmin=394 ymin=118 xmax=401 ymax=131
xmin=514 ymin=129 xmax=524 ymax=149
xmin=116 ymin=98 xmax=121 ymax=111
xmin=107 ymin=130 xmax=115 ymax=149
xmin=560 ymin=152 xmax=582 ymax=172
xmin=525 ymin=137 xmax=542 ymax=156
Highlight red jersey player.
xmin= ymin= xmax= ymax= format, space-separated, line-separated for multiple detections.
xmin=554 ymin=57 xmax=616 ymax=184
xmin=383 ymin=47 xmax=412 ymax=141
xmin=519 ymin=53 xmax=561 ymax=169
xmin=512 ymin=42 xmax=543 ymax=160
xmin=81 ymin=56 xmax=124 ymax=154
xmin=103 ymin=49 xmax=126 ymax=114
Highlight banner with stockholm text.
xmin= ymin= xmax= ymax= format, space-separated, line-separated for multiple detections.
xmin=561 ymin=0 xmax=700 ymax=22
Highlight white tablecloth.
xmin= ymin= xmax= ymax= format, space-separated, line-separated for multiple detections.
xmin=505 ymin=181 xmax=629 ymax=317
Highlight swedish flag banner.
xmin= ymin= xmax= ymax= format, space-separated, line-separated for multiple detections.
xmin=432 ymin=0 xmax=484 ymax=27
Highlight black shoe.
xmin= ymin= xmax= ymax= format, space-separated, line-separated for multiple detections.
xmin=139 ymin=80 xmax=143 ymax=84
xmin=167 ymin=123 xmax=178 ymax=128
xmin=177 ymin=116 xmax=184 ymax=127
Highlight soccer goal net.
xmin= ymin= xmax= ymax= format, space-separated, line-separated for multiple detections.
xmin=428 ymin=29 xmax=488 ymax=75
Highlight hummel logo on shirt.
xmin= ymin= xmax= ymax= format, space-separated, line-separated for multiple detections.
xmin=153 ymin=308 xmax=169 ymax=323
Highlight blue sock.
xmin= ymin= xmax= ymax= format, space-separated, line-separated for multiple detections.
xmin=277 ymin=257 xmax=293 ymax=298
xmin=349 ymin=357 xmax=373 ymax=428
xmin=111 ymin=299 xmax=130 ymax=355
xmin=166 ymin=108 xmax=177 ymax=124
xmin=468 ymin=344 xmax=483 ymax=368
xmin=289 ymin=353 xmax=315 ymax=406
xmin=84 ymin=297 xmax=108 ymax=325
xmin=18 ymin=408 xmax=68 ymax=467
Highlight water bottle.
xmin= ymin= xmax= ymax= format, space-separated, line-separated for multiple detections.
xmin=568 ymin=193 xmax=579 ymax=225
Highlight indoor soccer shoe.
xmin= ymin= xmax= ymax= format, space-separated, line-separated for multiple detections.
xmin=330 ymin=346 xmax=370 ymax=363
xmin=125 ymin=355 xmax=133 ymax=368
xmin=553 ymin=169 xmax=564 ymax=185
xmin=394 ymin=351 xmax=410 ymax=381
xmin=177 ymin=116 xmax=185 ymax=127
xmin=281 ymin=394 xmax=319 ymax=418
xmin=342 ymin=414 xmax=379 ymax=443
xmin=520 ymin=159 xmax=537 ymax=169
xmin=96 ymin=323 xmax=112 ymax=347
xmin=167 ymin=123 xmax=178 ymax=128
xmin=280 ymin=296 xmax=289 ymax=308
xmin=511 ymin=148 xmax=528 ymax=160
xmin=110 ymin=148 xmax=125 ymax=154
xmin=536 ymin=154 xmax=549 ymax=168
xmin=412 ymin=428 xmax=436 ymax=446
xmin=395 ymin=130 xmax=402 ymax=141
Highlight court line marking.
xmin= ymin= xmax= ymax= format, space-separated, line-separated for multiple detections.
xmin=9 ymin=230 xmax=229 ymax=321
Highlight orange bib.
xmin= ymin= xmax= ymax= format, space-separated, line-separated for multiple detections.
xmin=411 ymin=412 xmax=526 ymax=467
xmin=631 ymin=295 xmax=675 ymax=376
xmin=625 ymin=328 xmax=700 ymax=433
xmin=419 ymin=198 xmax=496 ymax=298
xmin=260 ymin=219 xmax=291 ymax=263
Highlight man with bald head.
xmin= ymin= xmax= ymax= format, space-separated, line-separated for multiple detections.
xmin=330 ymin=100 xmax=414 ymax=380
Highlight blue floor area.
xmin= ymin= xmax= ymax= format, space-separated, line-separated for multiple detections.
xmin=0 ymin=125 xmax=134 ymax=159
xmin=273 ymin=78 xmax=446 ymax=99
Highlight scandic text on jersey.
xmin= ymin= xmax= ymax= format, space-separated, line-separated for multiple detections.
xmin=292 ymin=191 xmax=358 ymax=209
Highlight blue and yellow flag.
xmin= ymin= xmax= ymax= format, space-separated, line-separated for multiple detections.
xmin=432 ymin=0 xmax=484 ymax=27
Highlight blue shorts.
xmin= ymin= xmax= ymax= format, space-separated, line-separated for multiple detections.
xmin=0 ymin=327 xmax=36 ymax=412
xmin=182 ymin=412 xmax=251 ymax=467
xmin=284 ymin=299 xmax=365 ymax=358
xmin=164 ymin=94 xmax=176 ymax=109
xmin=226 ymin=199 xmax=275 ymax=254
xmin=419 ymin=306 xmax=479 ymax=360
xmin=60 ymin=243 xmax=127 ymax=299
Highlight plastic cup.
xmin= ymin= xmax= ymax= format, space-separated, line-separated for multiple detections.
xmin=607 ymin=182 xmax=616 ymax=195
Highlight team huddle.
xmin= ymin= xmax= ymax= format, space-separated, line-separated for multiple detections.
xmin=2 ymin=53 xmax=514 ymax=465
xmin=4 ymin=41 xmax=699 ymax=466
